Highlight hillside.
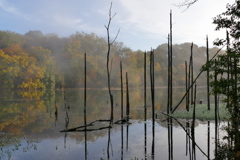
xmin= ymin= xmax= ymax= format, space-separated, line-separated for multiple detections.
xmin=0 ymin=30 xmax=225 ymax=90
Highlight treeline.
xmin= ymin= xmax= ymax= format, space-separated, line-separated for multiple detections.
xmin=0 ymin=30 xmax=225 ymax=90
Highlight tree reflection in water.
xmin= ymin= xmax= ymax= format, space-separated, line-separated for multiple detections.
xmin=0 ymin=89 xmax=222 ymax=160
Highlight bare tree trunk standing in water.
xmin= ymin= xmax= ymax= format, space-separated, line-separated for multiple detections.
xmin=144 ymin=51 xmax=147 ymax=121
xmin=190 ymin=43 xmax=194 ymax=105
xmin=84 ymin=53 xmax=87 ymax=131
xmin=150 ymin=49 xmax=155 ymax=158
xmin=187 ymin=43 xmax=193 ymax=107
xmin=144 ymin=51 xmax=147 ymax=159
xmin=105 ymin=2 xmax=120 ymax=126
xmin=167 ymin=34 xmax=170 ymax=114
xmin=168 ymin=11 xmax=173 ymax=113
xmin=185 ymin=61 xmax=189 ymax=111
xmin=206 ymin=35 xmax=210 ymax=110
xmin=120 ymin=61 xmax=123 ymax=120
xmin=126 ymin=72 xmax=130 ymax=122
xmin=170 ymin=11 xmax=173 ymax=113
xmin=84 ymin=53 xmax=87 ymax=160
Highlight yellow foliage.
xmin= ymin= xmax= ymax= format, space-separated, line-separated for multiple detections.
xmin=155 ymin=62 xmax=161 ymax=72
xmin=18 ymin=78 xmax=45 ymax=90
xmin=0 ymin=44 xmax=55 ymax=89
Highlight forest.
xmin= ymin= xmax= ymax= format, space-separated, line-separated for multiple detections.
xmin=0 ymin=30 xmax=225 ymax=90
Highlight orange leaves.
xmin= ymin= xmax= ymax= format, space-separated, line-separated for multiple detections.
xmin=3 ymin=44 xmax=26 ymax=56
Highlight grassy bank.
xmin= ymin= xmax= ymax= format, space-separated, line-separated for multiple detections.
xmin=170 ymin=104 xmax=230 ymax=121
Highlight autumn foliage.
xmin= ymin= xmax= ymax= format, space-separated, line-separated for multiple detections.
xmin=0 ymin=30 xmax=224 ymax=90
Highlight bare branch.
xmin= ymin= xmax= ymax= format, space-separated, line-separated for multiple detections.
xmin=174 ymin=0 xmax=199 ymax=11
xmin=110 ymin=29 xmax=120 ymax=45
xmin=111 ymin=13 xmax=116 ymax=20
xmin=105 ymin=2 xmax=120 ymax=46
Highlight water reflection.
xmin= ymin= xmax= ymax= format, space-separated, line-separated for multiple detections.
xmin=121 ymin=124 xmax=123 ymax=160
xmin=207 ymin=121 xmax=210 ymax=160
xmin=107 ymin=128 xmax=111 ymax=159
xmin=54 ymin=101 xmax=58 ymax=126
xmin=126 ymin=123 xmax=129 ymax=152
xmin=64 ymin=102 xmax=69 ymax=149
xmin=168 ymin=118 xmax=173 ymax=160
xmin=0 ymin=88 xmax=221 ymax=159
xmin=144 ymin=122 xmax=147 ymax=160
xmin=186 ymin=121 xmax=190 ymax=157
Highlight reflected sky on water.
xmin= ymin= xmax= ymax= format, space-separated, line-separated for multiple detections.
xmin=0 ymin=88 xmax=222 ymax=160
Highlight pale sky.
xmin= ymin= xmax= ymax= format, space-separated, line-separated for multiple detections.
xmin=0 ymin=0 xmax=235 ymax=51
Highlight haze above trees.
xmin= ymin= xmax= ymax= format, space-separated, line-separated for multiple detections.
xmin=0 ymin=30 xmax=224 ymax=90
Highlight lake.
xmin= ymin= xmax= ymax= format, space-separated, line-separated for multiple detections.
xmin=0 ymin=88 xmax=224 ymax=160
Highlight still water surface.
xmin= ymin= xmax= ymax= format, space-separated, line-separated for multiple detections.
xmin=0 ymin=88 xmax=222 ymax=160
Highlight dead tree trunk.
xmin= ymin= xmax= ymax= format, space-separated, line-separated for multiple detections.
xmin=167 ymin=34 xmax=170 ymax=114
xmin=150 ymin=50 xmax=155 ymax=158
xmin=144 ymin=51 xmax=147 ymax=158
xmin=185 ymin=61 xmax=189 ymax=111
xmin=120 ymin=61 xmax=123 ymax=120
xmin=84 ymin=53 xmax=87 ymax=160
xmin=190 ymin=43 xmax=194 ymax=105
xmin=206 ymin=35 xmax=210 ymax=110
xmin=150 ymin=50 xmax=155 ymax=124
xmin=144 ymin=51 xmax=147 ymax=121
xmin=188 ymin=46 xmax=192 ymax=107
xmin=126 ymin=72 xmax=130 ymax=122
xmin=84 ymin=53 xmax=87 ymax=127
xmin=169 ymin=10 xmax=173 ymax=112
xmin=105 ymin=2 xmax=120 ymax=126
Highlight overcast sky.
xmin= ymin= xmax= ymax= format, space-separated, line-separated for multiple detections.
xmin=0 ymin=0 xmax=235 ymax=51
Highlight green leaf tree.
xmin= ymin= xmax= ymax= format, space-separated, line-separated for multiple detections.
xmin=205 ymin=1 xmax=240 ymax=159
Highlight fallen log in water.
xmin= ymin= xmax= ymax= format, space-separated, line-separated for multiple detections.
xmin=60 ymin=119 xmax=111 ymax=132
xmin=64 ymin=126 xmax=112 ymax=132
xmin=60 ymin=117 xmax=131 ymax=132
xmin=114 ymin=116 xmax=131 ymax=124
